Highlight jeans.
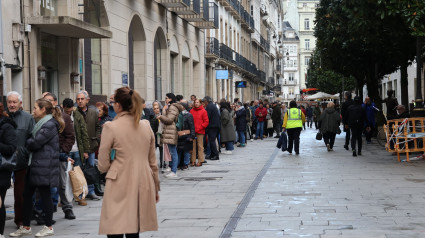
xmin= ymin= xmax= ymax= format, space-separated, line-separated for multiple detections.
xmin=256 ymin=121 xmax=264 ymax=138
xmin=87 ymin=153 xmax=96 ymax=195
xmin=238 ymin=131 xmax=246 ymax=144
xmin=225 ymin=141 xmax=234 ymax=151
xmin=69 ymin=151 xmax=82 ymax=167
xmin=178 ymin=149 xmax=191 ymax=166
xmin=167 ymin=144 xmax=179 ymax=173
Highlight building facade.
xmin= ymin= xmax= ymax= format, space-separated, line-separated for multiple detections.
xmin=281 ymin=21 xmax=300 ymax=105
xmin=205 ymin=0 xmax=284 ymax=103
xmin=0 ymin=0 xmax=210 ymax=111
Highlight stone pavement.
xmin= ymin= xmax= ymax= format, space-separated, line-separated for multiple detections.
xmin=3 ymin=127 xmax=425 ymax=238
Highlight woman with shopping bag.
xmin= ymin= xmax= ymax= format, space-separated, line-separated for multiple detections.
xmin=98 ymin=87 xmax=160 ymax=237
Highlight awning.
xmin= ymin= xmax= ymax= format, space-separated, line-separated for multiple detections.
xmin=302 ymin=88 xmax=319 ymax=92
xmin=26 ymin=16 xmax=112 ymax=38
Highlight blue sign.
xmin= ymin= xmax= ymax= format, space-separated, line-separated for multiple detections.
xmin=122 ymin=72 xmax=128 ymax=86
xmin=216 ymin=70 xmax=229 ymax=79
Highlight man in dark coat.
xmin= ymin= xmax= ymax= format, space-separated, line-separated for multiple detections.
xmin=235 ymin=102 xmax=247 ymax=147
xmin=341 ymin=91 xmax=354 ymax=150
xmin=203 ymin=96 xmax=220 ymax=160
xmin=272 ymin=102 xmax=282 ymax=138
xmin=305 ymin=105 xmax=314 ymax=128
xmin=6 ymin=91 xmax=34 ymax=228
xmin=76 ymin=91 xmax=101 ymax=200
xmin=383 ymin=90 xmax=399 ymax=120
xmin=347 ymin=96 xmax=367 ymax=157
xmin=177 ymin=100 xmax=195 ymax=170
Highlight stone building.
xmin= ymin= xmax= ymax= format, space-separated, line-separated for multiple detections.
xmin=0 ymin=0 xmax=209 ymax=110
xmin=281 ymin=21 xmax=300 ymax=105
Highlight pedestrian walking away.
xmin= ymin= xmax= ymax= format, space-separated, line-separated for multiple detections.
xmin=341 ymin=92 xmax=354 ymax=150
xmin=282 ymin=101 xmax=305 ymax=155
xmin=318 ymin=102 xmax=341 ymax=151
xmin=347 ymin=96 xmax=367 ymax=156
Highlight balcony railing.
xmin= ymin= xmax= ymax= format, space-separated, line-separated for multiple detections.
xmin=171 ymin=0 xmax=200 ymax=15
xmin=219 ymin=43 xmax=235 ymax=64
xmin=182 ymin=0 xmax=208 ymax=21
xmin=206 ymin=37 xmax=220 ymax=58
xmin=158 ymin=0 xmax=190 ymax=8
xmin=195 ymin=2 xmax=218 ymax=29
xmin=282 ymin=80 xmax=297 ymax=85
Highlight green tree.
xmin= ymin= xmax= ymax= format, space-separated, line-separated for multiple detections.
xmin=314 ymin=0 xmax=416 ymax=107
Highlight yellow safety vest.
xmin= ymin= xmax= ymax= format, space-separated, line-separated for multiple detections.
xmin=286 ymin=108 xmax=303 ymax=129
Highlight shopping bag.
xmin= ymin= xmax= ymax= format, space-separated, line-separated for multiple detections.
xmin=69 ymin=165 xmax=88 ymax=200
xmin=65 ymin=161 xmax=73 ymax=202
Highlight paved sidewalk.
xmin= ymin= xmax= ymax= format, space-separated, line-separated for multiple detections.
xmin=3 ymin=127 xmax=425 ymax=238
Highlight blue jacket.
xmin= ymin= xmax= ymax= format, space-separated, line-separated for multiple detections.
xmin=235 ymin=107 xmax=247 ymax=132
xmin=362 ymin=103 xmax=377 ymax=127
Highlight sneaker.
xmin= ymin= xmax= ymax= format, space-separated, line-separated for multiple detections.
xmin=0 ymin=234 xmax=5 ymax=238
xmin=86 ymin=193 xmax=101 ymax=201
xmin=165 ymin=172 xmax=178 ymax=179
xmin=240 ymin=144 xmax=246 ymax=147
xmin=10 ymin=226 xmax=32 ymax=237
xmin=164 ymin=167 xmax=171 ymax=172
xmin=35 ymin=226 xmax=54 ymax=237
xmin=222 ymin=150 xmax=233 ymax=155
xmin=326 ymin=144 xmax=331 ymax=152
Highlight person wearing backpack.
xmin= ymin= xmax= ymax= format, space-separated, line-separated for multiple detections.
xmin=347 ymin=96 xmax=367 ymax=156
xmin=176 ymin=101 xmax=195 ymax=170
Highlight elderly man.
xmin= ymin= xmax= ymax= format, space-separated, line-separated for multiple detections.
xmin=6 ymin=91 xmax=34 ymax=228
xmin=396 ymin=105 xmax=410 ymax=119
xmin=76 ymin=91 xmax=102 ymax=200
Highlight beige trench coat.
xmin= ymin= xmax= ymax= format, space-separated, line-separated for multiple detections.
xmin=98 ymin=112 xmax=160 ymax=235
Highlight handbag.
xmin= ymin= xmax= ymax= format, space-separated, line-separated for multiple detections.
xmin=0 ymin=151 xmax=17 ymax=171
xmin=82 ymin=162 xmax=100 ymax=185
xmin=316 ymin=131 xmax=323 ymax=140
xmin=267 ymin=118 xmax=273 ymax=129
xmin=69 ymin=166 xmax=88 ymax=200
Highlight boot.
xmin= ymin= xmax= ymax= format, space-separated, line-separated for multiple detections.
xmin=94 ymin=183 xmax=104 ymax=196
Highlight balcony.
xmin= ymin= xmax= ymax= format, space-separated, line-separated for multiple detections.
xmin=275 ymin=64 xmax=282 ymax=75
xmin=206 ymin=37 xmax=220 ymax=58
xmin=27 ymin=0 xmax=112 ymax=38
xmin=218 ymin=43 xmax=236 ymax=66
xmin=216 ymin=0 xmax=230 ymax=7
xmin=171 ymin=0 xmax=200 ymax=15
xmin=282 ymin=80 xmax=297 ymax=86
xmin=158 ymin=0 xmax=190 ymax=8
xmin=182 ymin=0 xmax=208 ymax=21
xmin=227 ymin=0 xmax=241 ymax=21
xmin=195 ymin=2 xmax=219 ymax=29
xmin=260 ymin=36 xmax=270 ymax=53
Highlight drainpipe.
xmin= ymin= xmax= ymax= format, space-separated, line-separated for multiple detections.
xmin=0 ymin=0 xmax=5 ymax=101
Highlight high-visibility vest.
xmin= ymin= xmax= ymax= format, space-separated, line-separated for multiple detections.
xmin=286 ymin=108 xmax=303 ymax=129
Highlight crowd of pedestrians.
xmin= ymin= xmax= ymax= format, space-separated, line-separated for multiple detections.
xmin=0 ymin=87 xmax=411 ymax=237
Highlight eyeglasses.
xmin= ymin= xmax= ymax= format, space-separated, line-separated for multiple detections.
xmin=76 ymin=98 xmax=85 ymax=101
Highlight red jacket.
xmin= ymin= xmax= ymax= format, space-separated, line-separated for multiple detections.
xmin=190 ymin=106 xmax=209 ymax=135
xmin=255 ymin=107 xmax=268 ymax=122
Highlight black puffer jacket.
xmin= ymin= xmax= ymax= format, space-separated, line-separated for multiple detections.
xmin=205 ymin=102 xmax=220 ymax=129
xmin=177 ymin=111 xmax=195 ymax=151
xmin=26 ymin=118 xmax=60 ymax=187
xmin=347 ymin=104 xmax=367 ymax=129
xmin=0 ymin=117 xmax=17 ymax=189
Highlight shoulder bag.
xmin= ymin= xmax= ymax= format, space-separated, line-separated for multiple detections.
xmin=0 ymin=151 xmax=17 ymax=171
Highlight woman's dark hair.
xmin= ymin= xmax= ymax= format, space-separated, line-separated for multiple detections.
xmin=289 ymin=100 xmax=297 ymax=108
xmin=36 ymin=98 xmax=65 ymax=133
xmin=114 ymin=87 xmax=144 ymax=127
xmin=0 ymin=102 xmax=8 ymax=117
xmin=176 ymin=95 xmax=183 ymax=101
xmin=62 ymin=98 xmax=74 ymax=108
xmin=166 ymin=93 xmax=176 ymax=104
xmin=219 ymin=101 xmax=230 ymax=112
xmin=95 ymin=102 xmax=109 ymax=116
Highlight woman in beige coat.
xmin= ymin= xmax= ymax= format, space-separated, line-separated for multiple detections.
xmin=98 ymin=87 xmax=160 ymax=238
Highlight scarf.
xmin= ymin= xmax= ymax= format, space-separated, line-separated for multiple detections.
xmin=29 ymin=114 xmax=53 ymax=165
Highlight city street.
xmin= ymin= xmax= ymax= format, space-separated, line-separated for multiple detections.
xmin=4 ymin=127 xmax=425 ymax=238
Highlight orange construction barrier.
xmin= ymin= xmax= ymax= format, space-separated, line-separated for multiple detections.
xmin=384 ymin=117 xmax=425 ymax=162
